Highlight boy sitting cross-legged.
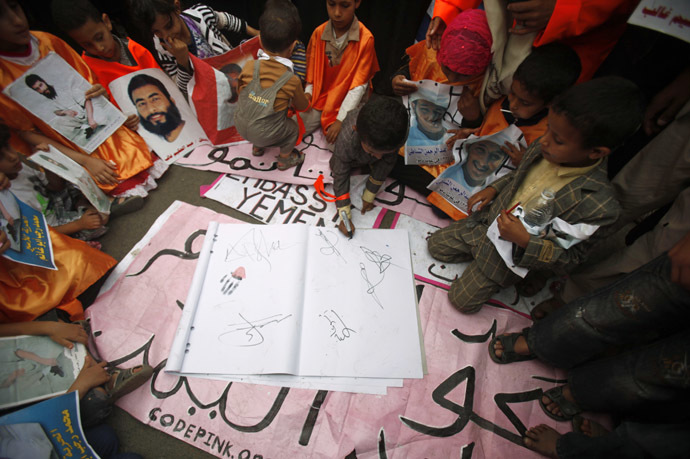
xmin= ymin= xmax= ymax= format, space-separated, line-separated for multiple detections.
xmin=428 ymin=76 xmax=643 ymax=315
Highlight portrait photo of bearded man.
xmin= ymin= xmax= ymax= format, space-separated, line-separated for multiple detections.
xmin=127 ymin=74 xmax=185 ymax=143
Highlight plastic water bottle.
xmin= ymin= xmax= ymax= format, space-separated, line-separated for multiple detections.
xmin=522 ymin=189 xmax=555 ymax=235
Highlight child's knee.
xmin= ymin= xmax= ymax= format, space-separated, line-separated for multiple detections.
xmin=448 ymin=279 xmax=485 ymax=314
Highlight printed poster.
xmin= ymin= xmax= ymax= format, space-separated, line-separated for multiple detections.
xmin=0 ymin=392 xmax=98 ymax=459
xmin=628 ymin=0 xmax=690 ymax=43
xmin=109 ymin=69 xmax=211 ymax=164
xmin=3 ymin=52 xmax=125 ymax=154
xmin=0 ymin=190 xmax=56 ymax=270
xmin=0 ymin=335 xmax=87 ymax=410
xmin=188 ymin=36 xmax=262 ymax=145
xmin=403 ymin=79 xmax=462 ymax=165
xmin=28 ymin=145 xmax=111 ymax=214
xmin=428 ymin=126 xmax=524 ymax=215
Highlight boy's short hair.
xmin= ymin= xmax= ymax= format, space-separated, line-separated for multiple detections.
xmin=513 ymin=43 xmax=581 ymax=104
xmin=0 ymin=123 xmax=10 ymax=152
xmin=259 ymin=0 xmax=301 ymax=53
xmin=51 ymin=0 xmax=101 ymax=32
xmin=357 ymin=97 xmax=409 ymax=151
xmin=129 ymin=0 xmax=177 ymax=33
xmin=551 ymin=76 xmax=642 ymax=149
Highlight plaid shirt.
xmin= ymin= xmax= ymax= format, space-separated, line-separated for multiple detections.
xmin=459 ymin=140 xmax=621 ymax=286
xmin=329 ymin=107 xmax=397 ymax=208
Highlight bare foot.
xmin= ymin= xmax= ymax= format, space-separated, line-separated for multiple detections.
xmin=573 ymin=415 xmax=609 ymax=438
xmin=542 ymin=385 xmax=575 ymax=419
xmin=524 ymin=424 xmax=560 ymax=458
xmin=493 ymin=334 xmax=530 ymax=359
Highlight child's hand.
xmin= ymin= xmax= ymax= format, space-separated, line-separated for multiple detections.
xmin=445 ymin=127 xmax=477 ymax=150
xmin=501 ymin=141 xmax=526 ymax=165
xmin=507 ymin=0 xmax=556 ymax=35
xmin=425 ymin=17 xmax=446 ymax=51
xmin=124 ymin=114 xmax=140 ymax=131
xmin=325 ymin=120 xmax=342 ymax=144
xmin=33 ymin=143 xmax=50 ymax=152
xmin=0 ymin=172 xmax=9 ymax=190
xmin=497 ymin=210 xmax=530 ymax=248
xmin=85 ymin=157 xmax=118 ymax=185
xmin=49 ymin=322 xmax=88 ymax=348
xmin=0 ymin=230 xmax=9 ymax=255
xmin=85 ymin=84 xmax=107 ymax=100
xmin=79 ymin=209 xmax=104 ymax=230
xmin=392 ymin=75 xmax=418 ymax=96
xmin=70 ymin=356 xmax=109 ymax=395
xmin=467 ymin=187 xmax=497 ymax=215
xmin=162 ymin=36 xmax=191 ymax=71
xmin=338 ymin=219 xmax=355 ymax=238
xmin=457 ymin=90 xmax=482 ymax=125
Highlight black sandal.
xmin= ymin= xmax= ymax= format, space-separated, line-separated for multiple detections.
xmin=488 ymin=328 xmax=536 ymax=364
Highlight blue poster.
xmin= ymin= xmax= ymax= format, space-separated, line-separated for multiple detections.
xmin=0 ymin=392 xmax=99 ymax=458
xmin=0 ymin=190 xmax=56 ymax=270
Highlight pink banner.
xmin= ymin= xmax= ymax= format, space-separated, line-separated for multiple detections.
xmin=88 ymin=202 xmax=587 ymax=458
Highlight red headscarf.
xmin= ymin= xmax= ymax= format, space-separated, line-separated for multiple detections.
xmin=436 ymin=9 xmax=493 ymax=76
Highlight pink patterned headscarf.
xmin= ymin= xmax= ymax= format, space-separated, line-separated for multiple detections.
xmin=436 ymin=9 xmax=493 ymax=76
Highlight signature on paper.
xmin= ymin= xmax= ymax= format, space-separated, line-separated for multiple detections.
xmin=224 ymin=228 xmax=287 ymax=269
xmin=218 ymin=313 xmax=292 ymax=346
xmin=358 ymin=246 xmax=393 ymax=309
xmin=319 ymin=309 xmax=356 ymax=342
xmin=316 ymin=228 xmax=346 ymax=262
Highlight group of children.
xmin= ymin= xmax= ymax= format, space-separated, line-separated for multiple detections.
xmin=0 ymin=0 xmax=686 ymax=457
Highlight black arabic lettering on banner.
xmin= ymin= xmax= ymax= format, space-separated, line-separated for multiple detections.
xmin=110 ymin=230 xmax=553 ymax=458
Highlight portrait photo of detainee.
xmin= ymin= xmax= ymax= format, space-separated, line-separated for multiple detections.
xmin=407 ymin=99 xmax=447 ymax=145
xmin=25 ymin=74 xmax=104 ymax=144
xmin=449 ymin=139 xmax=509 ymax=192
xmin=127 ymin=74 xmax=186 ymax=143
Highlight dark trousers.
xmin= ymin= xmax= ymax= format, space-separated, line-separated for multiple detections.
xmin=527 ymin=255 xmax=690 ymax=417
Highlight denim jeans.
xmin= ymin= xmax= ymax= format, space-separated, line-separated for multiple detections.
xmin=527 ymin=254 xmax=690 ymax=416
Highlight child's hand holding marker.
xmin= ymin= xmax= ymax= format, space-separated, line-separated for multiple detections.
xmin=497 ymin=202 xmax=530 ymax=248
xmin=339 ymin=209 xmax=354 ymax=239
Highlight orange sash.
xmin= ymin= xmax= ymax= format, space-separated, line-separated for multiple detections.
xmin=0 ymin=228 xmax=116 ymax=322
xmin=306 ymin=21 xmax=379 ymax=131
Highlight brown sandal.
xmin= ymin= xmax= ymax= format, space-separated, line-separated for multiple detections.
xmin=252 ymin=146 xmax=265 ymax=157
xmin=276 ymin=150 xmax=304 ymax=171
xmin=106 ymin=364 xmax=153 ymax=402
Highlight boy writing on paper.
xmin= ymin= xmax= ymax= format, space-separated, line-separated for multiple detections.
xmin=427 ymin=77 xmax=642 ymax=315
xmin=330 ymin=97 xmax=409 ymax=236
xmin=302 ymin=0 xmax=379 ymax=145
xmin=234 ymin=0 xmax=309 ymax=171
xmin=51 ymin=0 xmax=161 ymax=132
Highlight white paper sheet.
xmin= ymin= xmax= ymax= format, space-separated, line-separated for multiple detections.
xmin=167 ymin=224 xmax=423 ymax=380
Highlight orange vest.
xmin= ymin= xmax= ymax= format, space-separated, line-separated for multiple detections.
xmin=0 ymin=227 xmax=116 ymax=322
xmin=82 ymin=38 xmax=160 ymax=100
xmin=306 ymin=20 xmax=379 ymax=131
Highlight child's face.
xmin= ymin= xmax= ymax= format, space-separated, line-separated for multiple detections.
xmin=0 ymin=0 xmax=31 ymax=53
xmin=540 ymin=110 xmax=604 ymax=167
xmin=508 ymin=80 xmax=547 ymax=121
xmin=68 ymin=16 xmax=120 ymax=61
xmin=413 ymin=99 xmax=445 ymax=139
xmin=151 ymin=9 xmax=185 ymax=43
xmin=0 ymin=146 xmax=22 ymax=179
xmin=361 ymin=141 xmax=395 ymax=160
xmin=327 ymin=0 xmax=361 ymax=36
